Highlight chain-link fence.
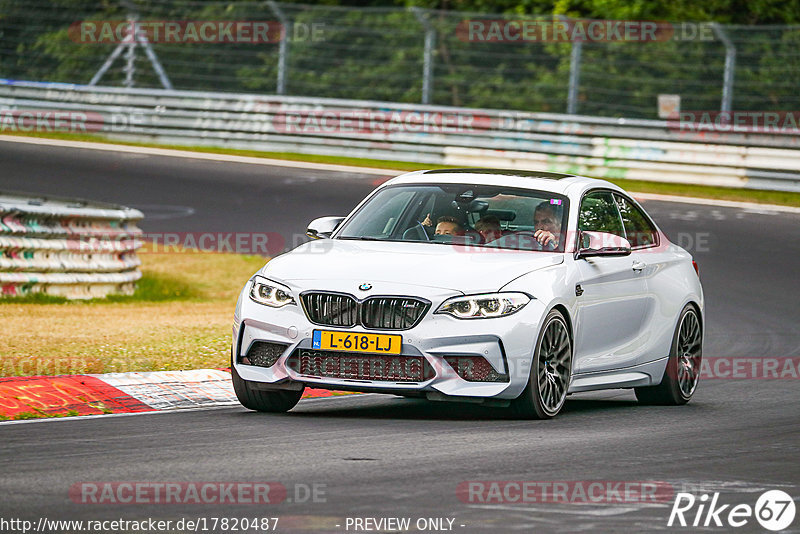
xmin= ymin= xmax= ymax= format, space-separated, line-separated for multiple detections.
xmin=1 ymin=0 xmax=798 ymax=119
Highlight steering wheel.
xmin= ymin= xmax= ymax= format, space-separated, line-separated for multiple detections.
xmin=402 ymin=221 xmax=432 ymax=241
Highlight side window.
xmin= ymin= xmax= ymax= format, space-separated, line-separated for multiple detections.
xmin=614 ymin=194 xmax=658 ymax=248
xmin=578 ymin=191 xmax=625 ymax=237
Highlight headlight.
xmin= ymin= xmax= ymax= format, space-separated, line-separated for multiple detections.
xmin=249 ymin=276 xmax=296 ymax=308
xmin=435 ymin=292 xmax=531 ymax=319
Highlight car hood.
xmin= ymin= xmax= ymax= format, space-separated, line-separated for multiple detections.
xmin=261 ymin=239 xmax=563 ymax=294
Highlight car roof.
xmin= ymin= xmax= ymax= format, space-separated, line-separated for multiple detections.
xmin=382 ymin=168 xmax=622 ymax=198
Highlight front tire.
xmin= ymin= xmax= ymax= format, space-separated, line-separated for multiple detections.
xmin=231 ymin=356 xmax=304 ymax=413
xmin=635 ymin=305 xmax=702 ymax=405
xmin=511 ymin=309 xmax=573 ymax=419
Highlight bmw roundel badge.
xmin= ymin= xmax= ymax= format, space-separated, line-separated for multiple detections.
xmin=359 ymin=283 xmax=372 ymax=291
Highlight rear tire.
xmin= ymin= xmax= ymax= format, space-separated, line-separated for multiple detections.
xmin=231 ymin=355 xmax=304 ymax=413
xmin=510 ymin=309 xmax=572 ymax=419
xmin=635 ymin=305 xmax=702 ymax=405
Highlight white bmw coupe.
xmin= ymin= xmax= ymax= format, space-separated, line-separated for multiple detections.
xmin=232 ymin=169 xmax=703 ymax=418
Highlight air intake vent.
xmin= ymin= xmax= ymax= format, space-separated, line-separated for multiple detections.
xmin=242 ymin=341 xmax=287 ymax=368
xmin=444 ymin=356 xmax=509 ymax=382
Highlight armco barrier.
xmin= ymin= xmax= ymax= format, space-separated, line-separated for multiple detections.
xmin=1 ymin=79 xmax=799 ymax=192
xmin=0 ymin=191 xmax=143 ymax=299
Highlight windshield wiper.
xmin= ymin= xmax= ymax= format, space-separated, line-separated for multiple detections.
xmin=337 ymin=236 xmax=389 ymax=241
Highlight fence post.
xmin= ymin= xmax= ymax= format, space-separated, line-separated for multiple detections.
xmin=563 ymin=15 xmax=583 ymax=115
xmin=268 ymin=1 xmax=290 ymax=95
xmin=711 ymin=23 xmax=736 ymax=113
xmin=411 ymin=7 xmax=436 ymax=105
xmin=567 ymin=37 xmax=583 ymax=115
xmin=123 ymin=16 xmax=136 ymax=88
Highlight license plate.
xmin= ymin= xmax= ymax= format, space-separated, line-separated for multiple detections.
xmin=312 ymin=330 xmax=401 ymax=355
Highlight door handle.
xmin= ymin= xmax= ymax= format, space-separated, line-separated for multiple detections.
xmin=632 ymin=260 xmax=646 ymax=272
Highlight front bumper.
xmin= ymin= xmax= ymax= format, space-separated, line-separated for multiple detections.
xmin=233 ymin=287 xmax=546 ymax=401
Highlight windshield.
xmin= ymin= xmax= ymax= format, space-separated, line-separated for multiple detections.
xmin=336 ymin=184 xmax=570 ymax=252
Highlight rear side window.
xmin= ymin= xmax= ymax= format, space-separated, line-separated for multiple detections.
xmin=614 ymin=194 xmax=658 ymax=248
xmin=578 ymin=191 xmax=625 ymax=237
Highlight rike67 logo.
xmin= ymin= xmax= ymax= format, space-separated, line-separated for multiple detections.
xmin=669 ymin=490 xmax=796 ymax=531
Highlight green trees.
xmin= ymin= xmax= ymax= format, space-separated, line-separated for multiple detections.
xmin=1 ymin=0 xmax=796 ymax=118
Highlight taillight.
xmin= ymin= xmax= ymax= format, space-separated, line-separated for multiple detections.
xmin=692 ymin=260 xmax=699 ymax=277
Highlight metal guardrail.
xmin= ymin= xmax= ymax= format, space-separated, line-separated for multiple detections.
xmin=0 ymin=189 xmax=143 ymax=299
xmin=1 ymin=79 xmax=799 ymax=192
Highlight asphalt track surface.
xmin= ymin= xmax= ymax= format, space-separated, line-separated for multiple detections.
xmin=1 ymin=140 xmax=799 ymax=533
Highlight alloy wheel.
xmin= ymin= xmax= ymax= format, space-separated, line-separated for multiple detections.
xmin=537 ymin=317 xmax=572 ymax=415
xmin=676 ymin=310 xmax=702 ymax=398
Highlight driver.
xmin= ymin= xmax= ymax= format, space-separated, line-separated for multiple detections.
xmin=533 ymin=202 xmax=563 ymax=249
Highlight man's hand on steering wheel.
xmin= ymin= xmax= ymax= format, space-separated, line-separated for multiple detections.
xmin=534 ymin=229 xmax=557 ymax=249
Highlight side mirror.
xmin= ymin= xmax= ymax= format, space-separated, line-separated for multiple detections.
xmin=576 ymin=231 xmax=632 ymax=259
xmin=306 ymin=216 xmax=345 ymax=239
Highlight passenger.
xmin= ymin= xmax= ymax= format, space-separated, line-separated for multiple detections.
xmin=533 ymin=201 xmax=563 ymax=249
xmin=475 ymin=215 xmax=503 ymax=243
xmin=434 ymin=215 xmax=464 ymax=236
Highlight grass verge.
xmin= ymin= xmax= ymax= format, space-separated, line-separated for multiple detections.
xmin=0 ymin=248 xmax=266 ymax=376
xmin=5 ymin=131 xmax=800 ymax=207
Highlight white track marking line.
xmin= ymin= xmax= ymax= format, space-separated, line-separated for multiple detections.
xmin=0 ymin=394 xmax=371 ymax=426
